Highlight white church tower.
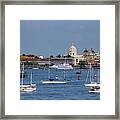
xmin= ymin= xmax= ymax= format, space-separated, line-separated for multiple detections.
xmin=69 ymin=43 xmax=77 ymax=57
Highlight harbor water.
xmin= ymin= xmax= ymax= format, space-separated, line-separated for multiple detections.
xmin=20 ymin=68 xmax=100 ymax=100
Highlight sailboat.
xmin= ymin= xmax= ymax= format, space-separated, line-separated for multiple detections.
xmin=41 ymin=57 xmax=67 ymax=84
xmin=84 ymin=63 xmax=100 ymax=93
xmin=20 ymin=63 xmax=36 ymax=92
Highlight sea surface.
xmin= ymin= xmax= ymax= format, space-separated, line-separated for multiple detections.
xmin=20 ymin=68 xmax=100 ymax=100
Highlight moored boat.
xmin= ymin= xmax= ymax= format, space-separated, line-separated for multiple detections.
xmin=20 ymin=63 xmax=36 ymax=92
xmin=41 ymin=80 xmax=67 ymax=84
xmin=50 ymin=63 xmax=73 ymax=70
xmin=85 ymin=63 xmax=100 ymax=93
xmin=41 ymin=56 xmax=69 ymax=84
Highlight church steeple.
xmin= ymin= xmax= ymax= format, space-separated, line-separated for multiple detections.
xmin=69 ymin=43 xmax=77 ymax=57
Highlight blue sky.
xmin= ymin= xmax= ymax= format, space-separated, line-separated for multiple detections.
xmin=20 ymin=20 xmax=100 ymax=57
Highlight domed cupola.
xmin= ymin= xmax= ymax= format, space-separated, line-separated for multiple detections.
xmin=83 ymin=48 xmax=89 ymax=53
xmin=69 ymin=43 xmax=77 ymax=57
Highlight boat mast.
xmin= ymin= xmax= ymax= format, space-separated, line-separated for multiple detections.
xmin=85 ymin=69 xmax=89 ymax=83
xmin=48 ymin=56 xmax=50 ymax=80
xmin=98 ymin=69 xmax=100 ymax=83
xmin=21 ymin=63 xmax=24 ymax=86
xmin=64 ymin=49 xmax=67 ymax=80
xmin=63 ymin=59 xmax=66 ymax=80
xmin=30 ymin=72 xmax=32 ymax=85
xmin=91 ymin=63 xmax=94 ymax=83
xmin=89 ymin=63 xmax=92 ymax=83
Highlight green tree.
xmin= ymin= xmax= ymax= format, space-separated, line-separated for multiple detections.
xmin=22 ymin=54 xmax=26 ymax=56
xmin=50 ymin=55 xmax=54 ymax=58
xmin=56 ymin=54 xmax=61 ymax=58
xmin=78 ymin=61 xmax=87 ymax=68
xmin=66 ymin=54 xmax=72 ymax=58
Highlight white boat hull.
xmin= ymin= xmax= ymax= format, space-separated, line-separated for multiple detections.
xmin=57 ymin=67 xmax=73 ymax=70
xmin=20 ymin=87 xmax=36 ymax=92
xmin=85 ymin=83 xmax=100 ymax=87
xmin=33 ymin=68 xmax=39 ymax=69
xmin=89 ymin=90 xmax=100 ymax=93
xmin=41 ymin=80 xmax=67 ymax=84
xmin=20 ymin=84 xmax=36 ymax=92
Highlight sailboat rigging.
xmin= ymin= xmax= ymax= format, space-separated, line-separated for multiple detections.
xmin=41 ymin=56 xmax=67 ymax=84
xmin=20 ymin=63 xmax=36 ymax=92
xmin=84 ymin=63 xmax=100 ymax=93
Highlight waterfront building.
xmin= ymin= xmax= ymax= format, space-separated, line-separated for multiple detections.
xmin=68 ymin=43 xmax=100 ymax=66
xmin=69 ymin=43 xmax=85 ymax=65
xmin=50 ymin=57 xmax=73 ymax=65
xmin=20 ymin=57 xmax=73 ymax=68
xmin=20 ymin=44 xmax=100 ymax=68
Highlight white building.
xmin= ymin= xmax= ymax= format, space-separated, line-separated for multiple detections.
xmin=69 ymin=44 xmax=85 ymax=65
xmin=68 ymin=44 xmax=100 ymax=66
